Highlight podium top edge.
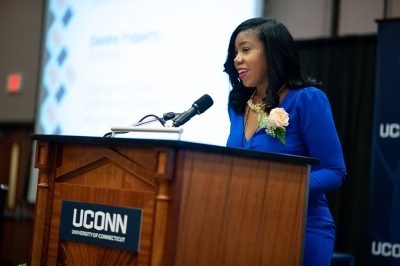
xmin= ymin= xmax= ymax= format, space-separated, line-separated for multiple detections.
xmin=30 ymin=134 xmax=319 ymax=165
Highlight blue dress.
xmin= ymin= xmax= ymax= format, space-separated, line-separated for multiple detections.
xmin=227 ymin=87 xmax=346 ymax=266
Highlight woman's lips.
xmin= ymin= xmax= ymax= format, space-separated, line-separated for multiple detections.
xmin=237 ymin=68 xmax=248 ymax=79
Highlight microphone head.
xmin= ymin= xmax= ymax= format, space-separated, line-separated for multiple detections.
xmin=193 ymin=94 xmax=214 ymax=114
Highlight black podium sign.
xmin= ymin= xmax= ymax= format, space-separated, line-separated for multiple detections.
xmin=59 ymin=200 xmax=142 ymax=252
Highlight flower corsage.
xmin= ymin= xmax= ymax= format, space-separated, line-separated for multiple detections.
xmin=258 ymin=107 xmax=289 ymax=145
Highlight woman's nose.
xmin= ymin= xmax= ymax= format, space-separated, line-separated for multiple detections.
xmin=234 ymin=55 xmax=243 ymax=65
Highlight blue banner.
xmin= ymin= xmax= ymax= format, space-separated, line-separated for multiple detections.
xmin=368 ymin=20 xmax=400 ymax=265
xmin=59 ymin=200 xmax=142 ymax=252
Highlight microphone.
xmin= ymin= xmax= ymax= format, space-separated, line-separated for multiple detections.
xmin=172 ymin=94 xmax=214 ymax=127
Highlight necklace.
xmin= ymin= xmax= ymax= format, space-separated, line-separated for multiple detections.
xmin=247 ymin=91 xmax=265 ymax=113
xmin=243 ymin=91 xmax=265 ymax=147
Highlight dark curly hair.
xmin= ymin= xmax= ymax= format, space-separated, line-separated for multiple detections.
xmin=223 ymin=17 xmax=321 ymax=114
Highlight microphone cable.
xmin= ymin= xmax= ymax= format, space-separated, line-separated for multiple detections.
xmin=103 ymin=113 xmax=171 ymax=138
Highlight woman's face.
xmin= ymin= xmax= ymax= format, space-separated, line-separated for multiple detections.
xmin=234 ymin=29 xmax=268 ymax=91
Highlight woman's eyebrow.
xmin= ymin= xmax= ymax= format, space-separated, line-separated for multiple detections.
xmin=236 ymin=41 xmax=254 ymax=48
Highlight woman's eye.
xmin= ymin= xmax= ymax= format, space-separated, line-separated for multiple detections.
xmin=242 ymin=47 xmax=250 ymax=53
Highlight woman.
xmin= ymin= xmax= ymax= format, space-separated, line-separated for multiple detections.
xmin=224 ymin=17 xmax=346 ymax=266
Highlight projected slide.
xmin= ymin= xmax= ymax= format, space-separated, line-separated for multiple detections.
xmin=36 ymin=0 xmax=261 ymax=146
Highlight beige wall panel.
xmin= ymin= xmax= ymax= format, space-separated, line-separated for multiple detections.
xmin=265 ymin=0 xmax=333 ymax=39
xmin=339 ymin=0 xmax=383 ymax=35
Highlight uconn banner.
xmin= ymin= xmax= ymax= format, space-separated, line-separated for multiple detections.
xmin=368 ymin=20 xmax=400 ymax=265
xmin=59 ymin=200 xmax=142 ymax=252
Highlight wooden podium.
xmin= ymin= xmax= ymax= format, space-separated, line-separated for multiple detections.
xmin=30 ymin=135 xmax=317 ymax=266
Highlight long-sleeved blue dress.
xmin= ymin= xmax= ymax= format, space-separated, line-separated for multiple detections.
xmin=226 ymin=87 xmax=346 ymax=266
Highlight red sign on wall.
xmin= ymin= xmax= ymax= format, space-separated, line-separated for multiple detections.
xmin=6 ymin=73 xmax=23 ymax=93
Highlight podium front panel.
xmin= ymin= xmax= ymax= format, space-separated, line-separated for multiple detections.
xmin=30 ymin=135 xmax=312 ymax=266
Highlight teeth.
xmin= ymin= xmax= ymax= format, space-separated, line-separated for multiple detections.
xmin=238 ymin=69 xmax=247 ymax=74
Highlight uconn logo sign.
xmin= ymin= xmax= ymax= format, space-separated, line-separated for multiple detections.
xmin=59 ymin=200 xmax=142 ymax=252
xmin=72 ymin=208 xmax=127 ymax=234
xmin=371 ymin=241 xmax=400 ymax=258
xmin=379 ymin=123 xmax=400 ymax=138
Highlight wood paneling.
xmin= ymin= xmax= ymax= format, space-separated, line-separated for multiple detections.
xmin=31 ymin=137 xmax=309 ymax=266
xmin=169 ymin=151 xmax=308 ymax=266
xmin=31 ymin=142 xmax=161 ymax=265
